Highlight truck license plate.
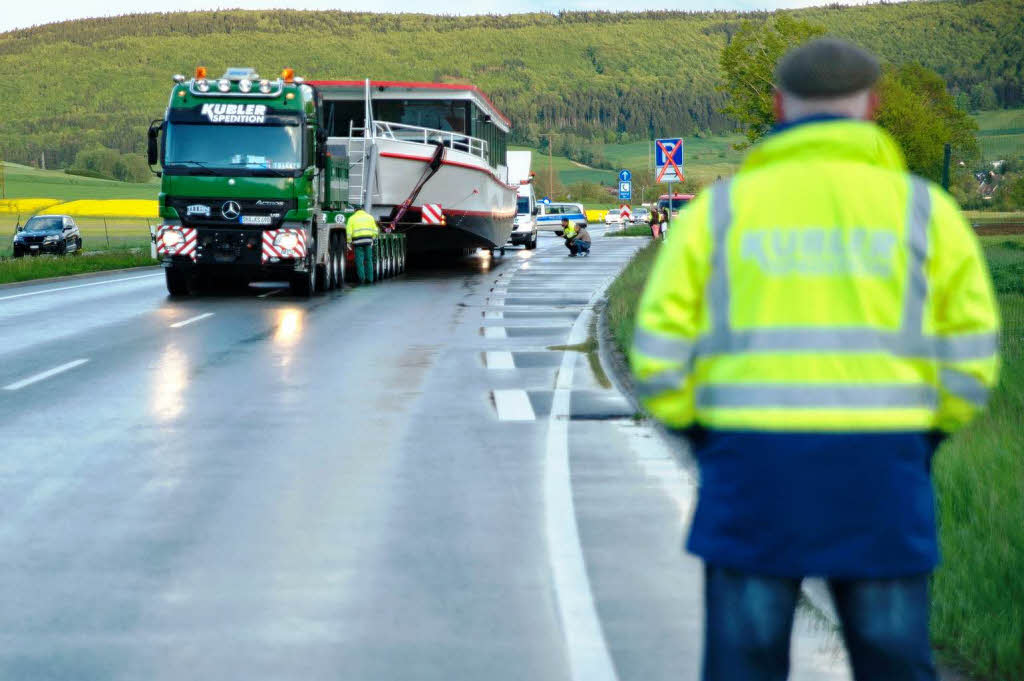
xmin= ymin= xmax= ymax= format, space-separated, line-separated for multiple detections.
xmin=241 ymin=215 xmax=272 ymax=225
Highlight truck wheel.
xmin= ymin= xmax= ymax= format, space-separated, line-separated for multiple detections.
xmin=528 ymin=232 xmax=537 ymax=250
xmin=398 ymin=239 xmax=406 ymax=273
xmin=292 ymin=259 xmax=316 ymax=297
xmin=334 ymin=246 xmax=345 ymax=289
xmin=165 ymin=268 xmax=190 ymax=296
xmin=317 ymin=246 xmax=331 ymax=292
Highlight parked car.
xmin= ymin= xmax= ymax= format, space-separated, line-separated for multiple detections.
xmin=631 ymin=207 xmax=651 ymax=224
xmin=604 ymin=209 xmax=622 ymax=225
xmin=536 ymin=202 xmax=588 ymax=233
xmin=12 ymin=215 xmax=82 ymax=257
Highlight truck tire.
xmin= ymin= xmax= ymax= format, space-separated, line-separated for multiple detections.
xmin=334 ymin=244 xmax=345 ymax=289
xmin=165 ymin=268 xmax=190 ymax=296
xmin=528 ymin=232 xmax=538 ymax=250
xmin=292 ymin=258 xmax=316 ymax=297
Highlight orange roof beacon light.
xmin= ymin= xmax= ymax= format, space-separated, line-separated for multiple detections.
xmin=281 ymin=68 xmax=295 ymax=83
xmin=195 ymin=66 xmax=207 ymax=79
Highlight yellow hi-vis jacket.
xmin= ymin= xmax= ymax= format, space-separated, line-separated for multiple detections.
xmin=347 ymin=210 xmax=379 ymax=244
xmin=563 ymin=223 xmax=578 ymax=239
xmin=630 ymin=120 xmax=1000 ymax=434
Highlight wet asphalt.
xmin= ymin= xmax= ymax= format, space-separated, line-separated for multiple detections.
xmin=0 ymin=229 xmax=852 ymax=680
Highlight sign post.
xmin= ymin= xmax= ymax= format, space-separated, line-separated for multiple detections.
xmin=618 ymin=169 xmax=632 ymax=224
xmin=655 ymin=138 xmax=684 ymax=220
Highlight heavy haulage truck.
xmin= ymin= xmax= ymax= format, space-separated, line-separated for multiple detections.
xmin=148 ymin=66 xmax=406 ymax=296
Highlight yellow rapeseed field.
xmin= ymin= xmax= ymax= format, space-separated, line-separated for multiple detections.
xmin=0 ymin=198 xmax=157 ymax=218
xmin=586 ymin=209 xmax=608 ymax=222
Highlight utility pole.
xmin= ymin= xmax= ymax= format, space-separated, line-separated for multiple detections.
xmin=0 ymin=160 xmax=5 ymax=199
xmin=539 ymin=133 xmax=556 ymax=198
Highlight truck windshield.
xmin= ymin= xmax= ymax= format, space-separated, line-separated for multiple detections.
xmin=164 ymin=123 xmax=303 ymax=174
xmin=516 ymin=197 xmax=530 ymax=214
xmin=658 ymin=197 xmax=692 ymax=211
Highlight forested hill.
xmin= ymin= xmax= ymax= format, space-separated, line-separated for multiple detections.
xmin=0 ymin=0 xmax=1021 ymax=168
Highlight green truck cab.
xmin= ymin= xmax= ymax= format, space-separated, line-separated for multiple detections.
xmin=148 ymin=66 xmax=404 ymax=296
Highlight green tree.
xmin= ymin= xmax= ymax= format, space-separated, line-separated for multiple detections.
xmin=719 ymin=15 xmax=826 ymax=146
xmin=875 ymin=64 xmax=979 ymax=183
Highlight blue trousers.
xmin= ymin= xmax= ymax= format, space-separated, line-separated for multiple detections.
xmin=703 ymin=565 xmax=936 ymax=681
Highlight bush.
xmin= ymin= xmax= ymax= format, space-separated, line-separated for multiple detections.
xmin=67 ymin=146 xmax=151 ymax=183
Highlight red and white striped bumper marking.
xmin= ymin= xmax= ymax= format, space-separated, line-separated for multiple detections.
xmin=155 ymin=226 xmax=197 ymax=261
xmin=421 ymin=204 xmax=444 ymax=225
xmin=619 ymin=204 xmax=632 ymax=221
xmin=261 ymin=228 xmax=307 ymax=264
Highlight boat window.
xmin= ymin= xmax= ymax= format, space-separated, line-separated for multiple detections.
xmin=376 ymin=100 xmax=471 ymax=134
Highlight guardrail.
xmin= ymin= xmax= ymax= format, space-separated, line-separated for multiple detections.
xmin=373 ymin=121 xmax=489 ymax=162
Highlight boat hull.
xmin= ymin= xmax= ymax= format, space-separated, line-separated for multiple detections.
xmin=372 ymin=139 xmax=516 ymax=253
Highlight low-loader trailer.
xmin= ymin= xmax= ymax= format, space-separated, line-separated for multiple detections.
xmin=148 ymin=66 xmax=405 ymax=296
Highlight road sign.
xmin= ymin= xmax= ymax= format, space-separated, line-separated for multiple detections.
xmin=618 ymin=169 xmax=631 ymax=183
xmin=655 ymin=138 xmax=684 ymax=183
xmin=620 ymin=204 xmax=632 ymax=222
xmin=618 ymin=181 xmax=632 ymax=201
xmin=539 ymin=197 xmax=551 ymax=205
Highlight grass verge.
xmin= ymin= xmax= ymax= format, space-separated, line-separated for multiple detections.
xmin=606 ymin=225 xmax=655 ymax=237
xmin=0 ymin=251 xmax=157 ymax=285
xmin=605 ymin=235 xmax=1023 ymax=681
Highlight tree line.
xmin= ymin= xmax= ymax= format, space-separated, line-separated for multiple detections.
xmin=0 ymin=0 xmax=1020 ymax=170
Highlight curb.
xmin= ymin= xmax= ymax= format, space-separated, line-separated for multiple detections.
xmin=0 ymin=264 xmax=162 ymax=291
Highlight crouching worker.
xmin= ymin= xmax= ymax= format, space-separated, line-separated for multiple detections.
xmin=574 ymin=223 xmax=592 ymax=256
xmin=346 ymin=209 xmax=379 ymax=284
xmin=559 ymin=218 xmax=579 ymax=257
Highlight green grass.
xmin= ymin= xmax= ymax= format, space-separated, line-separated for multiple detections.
xmin=606 ymin=234 xmax=1024 ymax=681
xmin=0 ymin=250 xmax=156 ymax=284
xmin=972 ymin=108 xmax=1024 ymax=161
xmin=606 ymin=225 xmax=655 ymax=237
xmin=605 ymin=240 xmax=660 ymax=353
xmin=0 ymin=161 xmax=159 ymax=200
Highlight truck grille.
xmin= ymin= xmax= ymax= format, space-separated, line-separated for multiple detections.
xmin=168 ymin=197 xmax=296 ymax=228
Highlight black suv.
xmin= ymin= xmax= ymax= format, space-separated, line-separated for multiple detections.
xmin=12 ymin=215 xmax=83 ymax=257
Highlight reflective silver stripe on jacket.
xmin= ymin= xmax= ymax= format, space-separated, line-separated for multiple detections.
xmin=696 ymin=384 xmax=939 ymax=409
xmin=940 ymin=368 xmax=990 ymax=407
xmin=635 ymin=367 xmax=690 ymax=400
xmin=633 ymin=328 xmax=694 ymax=363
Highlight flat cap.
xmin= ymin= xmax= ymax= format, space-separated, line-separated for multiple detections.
xmin=775 ymin=38 xmax=881 ymax=98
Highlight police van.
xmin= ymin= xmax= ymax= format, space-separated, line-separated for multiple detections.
xmin=536 ymin=201 xmax=587 ymax=233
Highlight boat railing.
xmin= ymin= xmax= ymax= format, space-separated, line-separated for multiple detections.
xmin=373 ymin=121 xmax=489 ymax=162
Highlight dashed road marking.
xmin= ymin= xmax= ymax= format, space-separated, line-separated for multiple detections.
xmin=3 ymin=359 xmax=90 ymax=391
xmin=484 ymin=326 xmax=508 ymax=339
xmin=484 ymin=310 xmax=504 ymax=319
xmin=492 ymin=389 xmax=536 ymax=421
xmin=485 ymin=351 xmax=515 ymax=369
xmin=170 ymin=312 xmax=215 ymax=328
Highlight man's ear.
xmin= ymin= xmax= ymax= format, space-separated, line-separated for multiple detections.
xmin=866 ymin=90 xmax=881 ymax=120
xmin=773 ymin=90 xmax=785 ymax=123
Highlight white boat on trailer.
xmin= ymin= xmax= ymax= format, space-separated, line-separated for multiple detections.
xmin=310 ymin=79 xmax=517 ymax=254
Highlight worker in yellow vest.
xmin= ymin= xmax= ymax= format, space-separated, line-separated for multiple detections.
xmin=631 ymin=39 xmax=1000 ymax=681
xmin=346 ymin=209 xmax=380 ymax=284
xmin=559 ymin=217 xmax=579 ymax=256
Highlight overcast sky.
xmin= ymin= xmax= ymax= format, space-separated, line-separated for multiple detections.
xmin=1 ymin=0 xmax=873 ymax=34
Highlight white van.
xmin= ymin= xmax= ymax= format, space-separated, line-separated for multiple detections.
xmin=507 ymin=150 xmax=538 ymax=249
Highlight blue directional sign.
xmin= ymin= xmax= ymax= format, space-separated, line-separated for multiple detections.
xmin=618 ymin=169 xmax=631 ymax=183
xmin=655 ymin=138 xmax=684 ymax=183
xmin=539 ymin=196 xmax=551 ymax=205
xmin=618 ymin=181 xmax=632 ymax=201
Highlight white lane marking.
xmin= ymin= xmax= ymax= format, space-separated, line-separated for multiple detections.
xmin=544 ymin=278 xmax=619 ymax=681
xmin=170 ymin=312 xmax=215 ymax=328
xmin=493 ymin=389 xmax=536 ymax=421
xmin=485 ymin=351 xmax=515 ymax=369
xmin=0 ymin=273 xmax=162 ymax=302
xmin=484 ymin=311 xmax=504 ymax=319
xmin=484 ymin=326 xmax=507 ymax=339
xmin=3 ymin=359 xmax=90 ymax=391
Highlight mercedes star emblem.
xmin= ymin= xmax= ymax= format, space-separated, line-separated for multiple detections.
xmin=221 ymin=201 xmax=241 ymax=220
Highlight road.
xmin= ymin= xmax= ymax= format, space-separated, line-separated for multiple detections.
xmin=0 ymin=228 xmax=852 ymax=680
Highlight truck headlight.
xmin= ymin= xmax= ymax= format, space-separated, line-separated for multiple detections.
xmin=273 ymin=231 xmax=299 ymax=251
xmin=161 ymin=230 xmax=185 ymax=248
xmin=239 ymin=78 xmax=252 ymax=93
xmin=217 ymin=79 xmax=231 ymax=93
xmin=259 ymin=79 xmax=272 ymax=94
xmin=196 ymin=78 xmax=210 ymax=92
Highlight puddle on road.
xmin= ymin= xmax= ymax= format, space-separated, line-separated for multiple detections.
xmin=547 ymin=318 xmax=611 ymax=389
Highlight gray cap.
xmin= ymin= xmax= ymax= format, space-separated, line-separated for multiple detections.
xmin=775 ymin=38 xmax=881 ymax=98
